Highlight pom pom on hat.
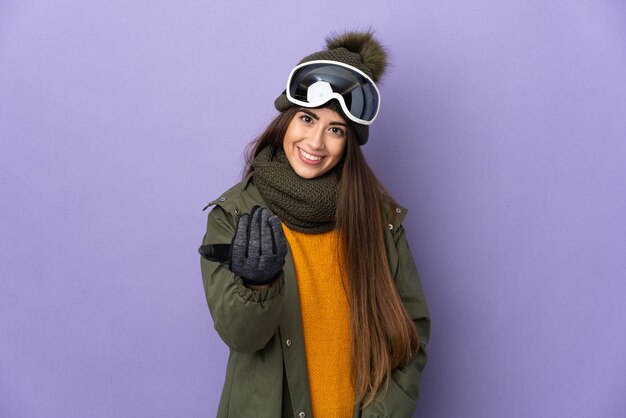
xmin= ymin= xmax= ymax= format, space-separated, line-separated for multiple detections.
xmin=324 ymin=30 xmax=388 ymax=83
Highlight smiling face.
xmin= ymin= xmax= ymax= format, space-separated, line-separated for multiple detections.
xmin=282 ymin=107 xmax=348 ymax=179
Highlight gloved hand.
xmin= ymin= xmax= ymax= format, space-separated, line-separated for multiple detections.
xmin=230 ymin=205 xmax=288 ymax=286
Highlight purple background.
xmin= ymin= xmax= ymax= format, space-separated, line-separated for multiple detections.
xmin=1 ymin=1 xmax=625 ymax=417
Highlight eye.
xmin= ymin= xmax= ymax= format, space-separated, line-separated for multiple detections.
xmin=329 ymin=126 xmax=345 ymax=137
xmin=300 ymin=114 xmax=313 ymax=124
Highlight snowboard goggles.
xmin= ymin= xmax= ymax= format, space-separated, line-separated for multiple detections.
xmin=285 ymin=60 xmax=381 ymax=125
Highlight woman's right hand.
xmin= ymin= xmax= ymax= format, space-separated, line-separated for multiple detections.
xmin=230 ymin=206 xmax=288 ymax=286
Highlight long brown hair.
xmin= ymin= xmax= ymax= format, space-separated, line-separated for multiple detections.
xmin=244 ymin=107 xmax=419 ymax=407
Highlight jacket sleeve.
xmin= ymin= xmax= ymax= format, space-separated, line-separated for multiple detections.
xmin=200 ymin=204 xmax=284 ymax=353
xmin=361 ymin=225 xmax=431 ymax=418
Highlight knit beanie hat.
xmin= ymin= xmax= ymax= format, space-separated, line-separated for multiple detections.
xmin=274 ymin=30 xmax=388 ymax=145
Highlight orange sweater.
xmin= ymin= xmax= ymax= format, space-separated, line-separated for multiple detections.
xmin=282 ymin=224 xmax=355 ymax=418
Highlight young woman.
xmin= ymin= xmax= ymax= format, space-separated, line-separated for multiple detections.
xmin=199 ymin=31 xmax=430 ymax=418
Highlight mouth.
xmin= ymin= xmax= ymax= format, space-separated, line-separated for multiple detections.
xmin=297 ymin=147 xmax=324 ymax=166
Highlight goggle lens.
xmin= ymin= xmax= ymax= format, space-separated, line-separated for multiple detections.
xmin=286 ymin=61 xmax=380 ymax=125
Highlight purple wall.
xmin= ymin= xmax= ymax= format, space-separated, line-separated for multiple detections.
xmin=2 ymin=1 xmax=625 ymax=417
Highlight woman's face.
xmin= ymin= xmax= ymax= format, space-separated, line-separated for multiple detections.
xmin=283 ymin=107 xmax=348 ymax=179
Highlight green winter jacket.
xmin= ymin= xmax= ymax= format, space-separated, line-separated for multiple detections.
xmin=200 ymin=174 xmax=431 ymax=418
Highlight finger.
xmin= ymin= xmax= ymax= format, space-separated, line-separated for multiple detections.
xmin=249 ymin=205 xmax=263 ymax=257
xmin=268 ymin=215 xmax=288 ymax=256
xmin=235 ymin=213 xmax=249 ymax=241
xmin=233 ymin=213 xmax=250 ymax=258
xmin=245 ymin=206 xmax=260 ymax=257
xmin=260 ymin=208 xmax=273 ymax=256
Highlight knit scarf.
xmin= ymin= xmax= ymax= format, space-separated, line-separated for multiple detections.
xmin=251 ymin=146 xmax=339 ymax=233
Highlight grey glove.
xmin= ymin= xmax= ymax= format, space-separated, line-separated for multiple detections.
xmin=230 ymin=206 xmax=288 ymax=285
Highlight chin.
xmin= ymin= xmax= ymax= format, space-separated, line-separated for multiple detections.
xmin=287 ymin=153 xmax=332 ymax=179
xmin=294 ymin=167 xmax=326 ymax=179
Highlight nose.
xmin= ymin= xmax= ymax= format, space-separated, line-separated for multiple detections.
xmin=306 ymin=125 xmax=325 ymax=150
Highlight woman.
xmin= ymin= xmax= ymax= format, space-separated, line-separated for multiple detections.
xmin=199 ymin=30 xmax=430 ymax=418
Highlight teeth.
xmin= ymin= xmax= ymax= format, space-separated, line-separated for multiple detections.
xmin=300 ymin=148 xmax=322 ymax=161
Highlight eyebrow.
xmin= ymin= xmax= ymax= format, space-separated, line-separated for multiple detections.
xmin=298 ymin=108 xmax=347 ymax=127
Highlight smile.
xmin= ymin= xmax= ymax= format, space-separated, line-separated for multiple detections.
xmin=298 ymin=147 xmax=324 ymax=165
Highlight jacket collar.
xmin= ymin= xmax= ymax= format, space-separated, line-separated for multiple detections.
xmin=203 ymin=173 xmax=408 ymax=230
